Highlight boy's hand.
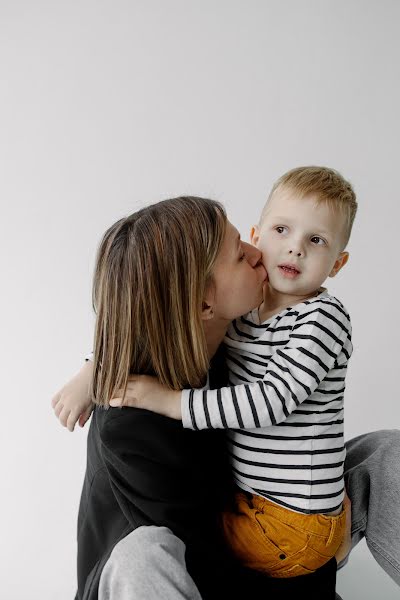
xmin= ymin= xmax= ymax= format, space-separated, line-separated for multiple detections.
xmin=51 ymin=361 xmax=94 ymax=432
xmin=109 ymin=375 xmax=182 ymax=420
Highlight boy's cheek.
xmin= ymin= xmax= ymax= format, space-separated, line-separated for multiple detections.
xmin=258 ymin=244 xmax=271 ymax=271
xmin=262 ymin=252 xmax=268 ymax=267
xmin=251 ymin=229 xmax=273 ymax=267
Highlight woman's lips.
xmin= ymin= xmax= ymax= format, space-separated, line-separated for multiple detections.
xmin=278 ymin=264 xmax=301 ymax=278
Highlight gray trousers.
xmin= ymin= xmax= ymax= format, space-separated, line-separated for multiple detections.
xmin=99 ymin=429 xmax=400 ymax=600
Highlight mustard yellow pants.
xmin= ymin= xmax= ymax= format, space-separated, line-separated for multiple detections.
xmin=221 ymin=491 xmax=346 ymax=578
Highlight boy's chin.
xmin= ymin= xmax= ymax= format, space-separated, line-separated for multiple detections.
xmin=268 ymin=281 xmax=309 ymax=296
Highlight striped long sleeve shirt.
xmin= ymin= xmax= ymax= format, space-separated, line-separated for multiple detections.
xmin=181 ymin=290 xmax=353 ymax=514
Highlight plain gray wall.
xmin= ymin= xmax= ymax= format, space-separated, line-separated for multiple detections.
xmin=1 ymin=1 xmax=399 ymax=598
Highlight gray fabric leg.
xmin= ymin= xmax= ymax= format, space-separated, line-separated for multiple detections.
xmin=98 ymin=525 xmax=202 ymax=600
xmin=340 ymin=429 xmax=400 ymax=586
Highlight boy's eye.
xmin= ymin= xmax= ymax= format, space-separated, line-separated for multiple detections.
xmin=311 ymin=236 xmax=326 ymax=245
xmin=275 ymin=226 xmax=288 ymax=234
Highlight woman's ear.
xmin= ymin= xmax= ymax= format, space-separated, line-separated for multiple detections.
xmin=250 ymin=225 xmax=260 ymax=247
xmin=201 ymin=282 xmax=216 ymax=321
xmin=329 ymin=251 xmax=349 ymax=278
xmin=201 ymin=300 xmax=214 ymax=321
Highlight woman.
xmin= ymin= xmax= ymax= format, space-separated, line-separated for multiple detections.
xmin=53 ymin=196 xmax=400 ymax=599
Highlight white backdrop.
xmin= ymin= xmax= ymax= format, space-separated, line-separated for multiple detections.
xmin=1 ymin=1 xmax=399 ymax=599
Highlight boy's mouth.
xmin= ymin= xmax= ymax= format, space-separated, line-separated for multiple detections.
xmin=278 ymin=263 xmax=301 ymax=278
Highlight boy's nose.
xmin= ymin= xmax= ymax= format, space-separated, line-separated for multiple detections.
xmin=288 ymin=239 xmax=305 ymax=257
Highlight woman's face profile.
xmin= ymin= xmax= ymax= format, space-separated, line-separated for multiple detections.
xmin=210 ymin=220 xmax=267 ymax=322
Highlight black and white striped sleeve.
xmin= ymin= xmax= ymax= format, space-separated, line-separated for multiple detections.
xmin=181 ymin=300 xmax=352 ymax=430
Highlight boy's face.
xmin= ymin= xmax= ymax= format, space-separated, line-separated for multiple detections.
xmin=251 ymin=187 xmax=349 ymax=300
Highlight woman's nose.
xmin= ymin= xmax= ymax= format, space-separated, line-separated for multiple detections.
xmin=243 ymin=242 xmax=262 ymax=267
xmin=289 ymin=249 xmax=302 ymax=257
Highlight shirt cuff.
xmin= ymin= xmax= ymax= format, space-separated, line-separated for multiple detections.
xmin=181 ymin=389 xmax=194 ymax=429
xmin=181 ymin=373 xmax=210 ymax=430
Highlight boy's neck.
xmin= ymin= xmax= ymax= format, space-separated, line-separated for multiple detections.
xmin=258 ymin=283 xmax=323 ymax=323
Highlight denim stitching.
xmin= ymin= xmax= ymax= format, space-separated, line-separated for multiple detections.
xmin=368 ymin=538 xmax=400 ymax=573
xmin=351 ymin=514 xmax=367 ymax=534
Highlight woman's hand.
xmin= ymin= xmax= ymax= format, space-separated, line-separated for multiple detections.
xmin=51 ymin=361 xmax=94 ymax=432
xmin=109 ymin=375 xmax=182 ymax=420
xmin=335 ymin=489 xmax=352 ymax=564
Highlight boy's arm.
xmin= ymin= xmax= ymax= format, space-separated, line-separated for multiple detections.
xmin=182 ymin=299 xmax=352 ymax=430
xmin=109 ymin=299 xmax=352 ymax=429
xmin=51 ymin=358 xmax=94 ymax=431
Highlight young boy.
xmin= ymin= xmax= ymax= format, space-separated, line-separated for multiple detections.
xmin=109 ymin=166 xmax=357 ymax=578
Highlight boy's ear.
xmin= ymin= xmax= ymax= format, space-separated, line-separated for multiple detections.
xmin=250 ymin=225 xmax=260 ymax=246
xmin=329 ymin=251 xmax=349 ymax=278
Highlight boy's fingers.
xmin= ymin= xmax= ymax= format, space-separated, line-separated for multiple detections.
xmin=78 ymin=414 xmax=88 ymax=428
xmin=54 ymin=402 xmax=64 ymax=418
xmin=111 ymin=389 xmax=131 ymax=406
xmin=79 ymin=405 xmax=94 ymax=428
xmin=66 ymin=412 xmax=77 ymax=432
xmin=115 ymin=384 xmax=135 ymax=395
xmin=59 ymin=406 xmax=71 ymax=427
xmin=122 ymin=396 xmax=137 ymax=407
xmin=109 ymin=398 xmax=123 ymax=407
xmin=51 ymin=393 xmax=61 ymax=408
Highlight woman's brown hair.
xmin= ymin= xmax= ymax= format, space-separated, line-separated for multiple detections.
xmin=89 ymin=196 xmax=227 ymax=407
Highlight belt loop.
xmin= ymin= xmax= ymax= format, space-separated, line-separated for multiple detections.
xmin=326 ymin=518 xmax=336 ymax=547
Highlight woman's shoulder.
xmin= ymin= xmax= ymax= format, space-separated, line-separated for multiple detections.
xmin=95 ymin=405 xmax=183 ymax=442
xmin=91 ymin=405 xmax=231 ymax=505
xmin=94 ymin=405 xmax=225 ymax=462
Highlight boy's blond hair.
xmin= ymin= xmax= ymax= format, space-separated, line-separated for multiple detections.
xmin=261 ymin=166 xmax=357 ymax=248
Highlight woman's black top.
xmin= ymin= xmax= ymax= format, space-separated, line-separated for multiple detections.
xmin=75 ymin=347 xmax=337 ymax=600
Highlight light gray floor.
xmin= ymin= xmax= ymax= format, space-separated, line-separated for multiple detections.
xmin=337 ymin=539 xmax=399 ymax=599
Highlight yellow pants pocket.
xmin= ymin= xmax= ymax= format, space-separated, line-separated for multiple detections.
xmin=221 ymin=491 xmax=345 ymax=578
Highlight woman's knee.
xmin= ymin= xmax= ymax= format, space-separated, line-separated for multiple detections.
xmin=365 ymin=429 xmax=400 ymax=480
xmin=345 ymin=429 xmax=400 ymax=473
xmin=99 ymin=526 xmax=201 ymax=600
xmin=109 ymin=526 xmax=185 ymax=571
